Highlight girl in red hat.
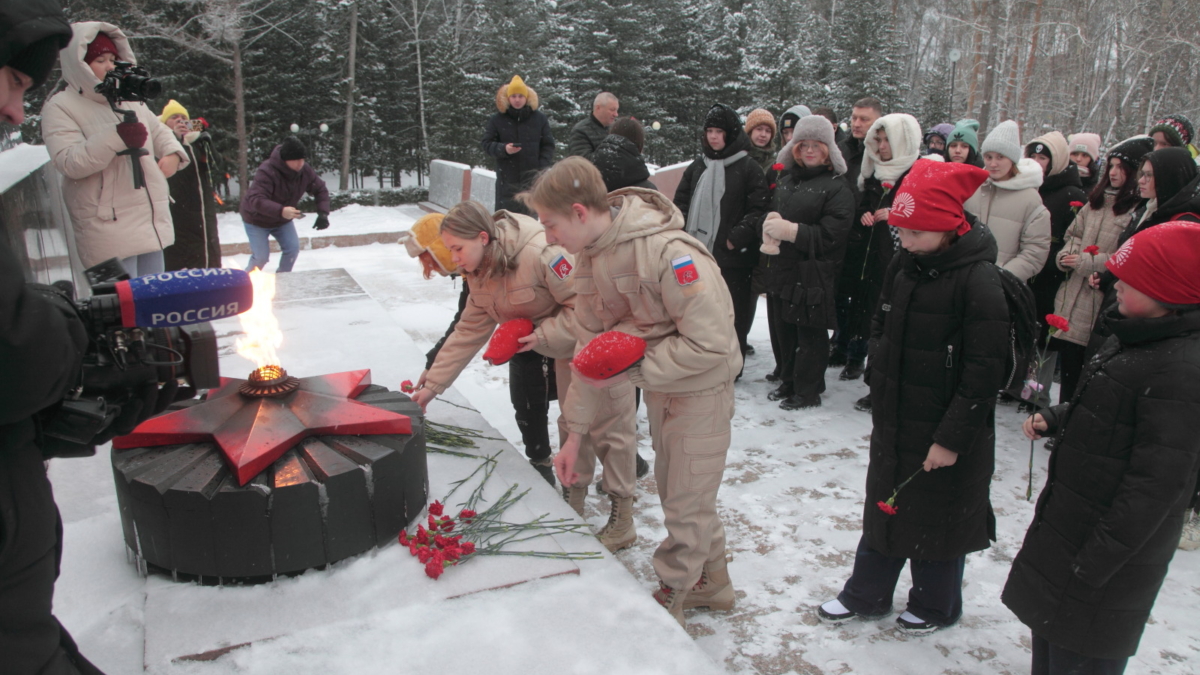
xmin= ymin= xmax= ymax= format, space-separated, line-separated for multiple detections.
xmin=819 ymin=159 xmax=1010 ymax=633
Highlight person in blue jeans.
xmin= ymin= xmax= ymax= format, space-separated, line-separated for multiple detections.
xmin=239 ymin=136 xmax=330 ymax=272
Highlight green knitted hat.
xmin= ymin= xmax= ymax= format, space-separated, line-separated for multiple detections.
xmin=948 ymin=119 xmax=980 ymax=153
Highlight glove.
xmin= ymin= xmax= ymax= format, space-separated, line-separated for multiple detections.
xmin=313 ymin=213 xmax=330 ymax=231
xmin=116 ymin=121 xmax=148 ymax=149
xmin=760 ymin=232 xmax=781 ymax=256
xmin=483 ymin=318 xmax=535 ymax=365
xmin=573 ymin=331 xmax=647 ymax=380
xmin=763 ymin=214 xmax=799 ymax=243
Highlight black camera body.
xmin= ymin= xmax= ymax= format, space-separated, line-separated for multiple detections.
xmin=94 ymin=61 xmax=162 ymax=105
xmin=39 ymin=261 xmax=219 ymax=458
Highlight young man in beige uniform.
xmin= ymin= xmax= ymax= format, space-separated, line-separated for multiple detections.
xmin=518 ymin=157 xmax=742 ymax=626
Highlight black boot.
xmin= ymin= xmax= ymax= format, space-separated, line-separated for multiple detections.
xmin=768 ymin=382 xmax=794 ymax=401
xmin=530 ymin=458 xmax=556 ymax=487
xmin=839 ymin=359 xmax=866 ymax=381
xmin=780 ymin=393 xmax=821 ymax=410
xmin=765 ymin=369 xmax=782 ymax=382
xmin=853 ymin=394 xmax=872 ymax=413
xmin=636 ymin=453 xmax=650 ymax=478
xmin=828 ymin=348 xmax=848 ymax=368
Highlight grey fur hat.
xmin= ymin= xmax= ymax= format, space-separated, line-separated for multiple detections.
xmin=776 ymin=115 xmax=847 ymax=176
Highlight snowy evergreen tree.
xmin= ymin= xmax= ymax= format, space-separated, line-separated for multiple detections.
xmin=826 ymin=0 xmax=904 ymax=112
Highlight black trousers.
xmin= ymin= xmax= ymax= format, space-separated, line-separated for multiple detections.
xmin=770 ymin=296 xmax=829 ymax=397
xmin=720 ymin=266 xmax=756 ymax=356
xmin=508 ymin=350 xmax=554 ymax=462
xmin=1031 ymin=633 xmax=1128 ymax=675
xmin=766 ymin=291 xmax=783 ymax=377
xmin=837 ymin=535 xmax=965 ymax=626
xmin=1053 ymin=338 xmax=1087 ymax=404
xmin=1 ymin=432 xmax=104 ymax=674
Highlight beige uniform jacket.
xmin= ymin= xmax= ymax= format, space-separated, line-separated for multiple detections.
xmin=424 ymin=212 xmax=577 ymax=394
xmin=560 ymin=188 xmax=742 ymax=434
xmin=963 ymin=158 xmax=1051 ymax=282
xmin=41 ymin=22 xmax=187 ymax=268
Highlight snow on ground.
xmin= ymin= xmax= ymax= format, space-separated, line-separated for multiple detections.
xmin=50 ymin=205 xmax=1200 ymax=674
xmin=217 ymin=204 xmax=428 ymax=245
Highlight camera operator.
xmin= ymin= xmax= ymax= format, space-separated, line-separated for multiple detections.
xmin=1 ymin=5 xmax=108 ymax=674
xmin=41 ymin=22 xmax=187 ymax=278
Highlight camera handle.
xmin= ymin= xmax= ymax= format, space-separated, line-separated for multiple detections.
xmin=112 ymin=106 xmax=149 ymax=190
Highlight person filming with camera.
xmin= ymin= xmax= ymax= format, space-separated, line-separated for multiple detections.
xmin=41 ymin=21 xmax=187 ymax=278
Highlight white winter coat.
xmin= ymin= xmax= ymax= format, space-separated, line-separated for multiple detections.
xmin=41 ymin=22 xmax=187 ymax=268
xmin=963 ymin=158 xmax=1051 ymax=281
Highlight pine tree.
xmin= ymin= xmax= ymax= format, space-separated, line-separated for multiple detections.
xmin=827 ymin=0 xmax=904 ymax=112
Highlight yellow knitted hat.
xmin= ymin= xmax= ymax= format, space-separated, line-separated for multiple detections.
xmin=400 ymin=213 xmax=456 ymax=275
xmin=159 ymin=99 xmax=189 ymax=124
xmin=506 ymin=75 xmax=529 ymax=99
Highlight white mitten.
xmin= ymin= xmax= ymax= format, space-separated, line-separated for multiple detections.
xmin=760 ymin=233 xmax=781 ymax=255
xmin=763 ymin=215 xmax=799 ymax=243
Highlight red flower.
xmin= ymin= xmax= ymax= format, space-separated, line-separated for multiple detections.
xmin=440 ymin=519 xmax=455 ymax=532
xmin=460 ymin=541 xmax=476 ymax=555
xmin=877 ymin=501 xmax=898 ymax=515
xmin=458 ymin=509 xmax=476 ymax=520
xmin=428 ymin=500 xmax=444 ymax=516
xmin=771 ymin=163 xmax=784 ymax=172
xmin=1046 ymin=314 xmax=1070 ymax=333
xmin=399 ymin=531 xmax=409 ymax=545
xmin=1069 ymin=201 xmax=1085 ymax=209
xmin=425 ymin=559 xmax=445 ymax=579
xmin=1083 ymin=245 xmax=1100 ymax=256
xmin=401 ymin=379 xmax=415 ymax=393
xmin=768 ymin=183 xmax=777 ymax=190
xmin=881 ymin=182 xmax=894 ymax=190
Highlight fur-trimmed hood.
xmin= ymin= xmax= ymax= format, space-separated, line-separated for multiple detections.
xmin=60 ymin=21 xmax=138 ymax=105
xmin=990 ymin=157 xmax=1044 ymax=191
xmin=495 ymin=83 xmax=540 ymax=113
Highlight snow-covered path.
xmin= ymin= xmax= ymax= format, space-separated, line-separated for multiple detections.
xmin=50 ymin=205 xmax=1200 ymax=674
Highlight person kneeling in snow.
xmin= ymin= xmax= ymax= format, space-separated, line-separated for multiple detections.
xmin=1003 ymin=220 xmax=1200 ymax=675
xmin=520 ymin=157 xmax=742 ymax=627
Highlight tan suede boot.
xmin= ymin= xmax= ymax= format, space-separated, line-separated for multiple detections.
xmin=563 ymin=485 xmax=587 ymax=516
xmin=684 ymin=555 xmax=735 ymax=610
xmin=596 ymin=494 xmax=636 ymax=552
xmin=652 ymin=581 xmax=687 ymax=627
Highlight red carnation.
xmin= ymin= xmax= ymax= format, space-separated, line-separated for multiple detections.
xmin=401 ymin=379 xmax=415 ymax=393
xmin=1083 ymin=245 xmax=1100 ymax=256
xmin=1069 ymin=201 xmax=1085 ymax=209
xmin=1046 ymin=314 xmax=1070 ymax=333
xmin=881 ymin=182 xmax=894 ymax=190
xmin=425 ymin=559 xmax=446 ymax=579
xmin=877 ymin=501 xmax=898 ymax=515
xmin=769 ymin=183 xmax=777 ymax=190
xmin=459 ymin=508 xmax=476 ymax=520
xmin=771 ymin=163 xmax=784 ymax=171
xmin=483 ymin=318 xmax=535 ymax=366
xmin=460 ymin=541 xmax=476 ymax=555
xmin=428 ymin=500 xmax=444 ymax=516
xmin=399 ymin=531 xmax=409 ymax=545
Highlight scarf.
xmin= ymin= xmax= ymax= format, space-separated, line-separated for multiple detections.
xmin=686 ymin=150 xmax=748 ymax=252
xmin=858 ymin=114 xmax=923 ymax=190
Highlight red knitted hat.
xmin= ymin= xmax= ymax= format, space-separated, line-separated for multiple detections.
xmin=482 ymin=318 xmax=534 ymax=365
xmin=888 ymin=159 xmax=989 ymax=235
xmin=573 ymin=332 xmax=647 ymax=380
xmin=1105 ymin=220 xmax=1200 ymax=305
xmin=85 ymin=33 xmax=119 ymax=64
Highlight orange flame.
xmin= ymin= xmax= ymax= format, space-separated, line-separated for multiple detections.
xmin=236 ymin=269 xmax=283 ymax=369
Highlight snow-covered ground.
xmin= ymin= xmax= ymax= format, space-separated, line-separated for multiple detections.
xmin=49 ymin=204 xmax=1200 ymax=674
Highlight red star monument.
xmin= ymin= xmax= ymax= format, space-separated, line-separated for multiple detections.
xmin=112 ymin=370 xmax=412 ymax=485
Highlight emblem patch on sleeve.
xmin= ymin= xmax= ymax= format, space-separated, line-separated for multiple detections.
xmin=549 ymin=254 xmax=573 ymax=280
xmin=672 ymin=255 xmax=700 ymax=285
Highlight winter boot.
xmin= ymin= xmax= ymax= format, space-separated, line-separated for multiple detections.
xmin=780 ymin=393 xmax=821 ymax=410
xmin=854 ymin=394 xmax=872 ymax=413
xmin=684 ymin=556 xmax=735 ymax=611
xmin=1179 ymin=510 xmax=1200 ymax=551
xmin=653 ymin=581 xmax=688 ymax=627
xmin=828 ymin=346 xmax=848 ymax=368
xmin=635 ymin=453 xmax=650 ymax=479
xmin=597 ymin=494 xmax=636 ymax=552
xmin=839 ymin=359 xmax=866 ymax=381
xmin=767 ymin=382 xmax=794 ymax=402
xmin=563 ymin=485 xmax=587 ymax=516
xmin=530 ymin=458 xmax=556 ymax=487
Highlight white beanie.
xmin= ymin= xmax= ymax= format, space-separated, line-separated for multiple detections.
xmin=981 ymin=120 xmax=1023 ymax=164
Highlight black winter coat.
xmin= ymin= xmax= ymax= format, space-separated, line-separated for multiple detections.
xmin=763 ymin=164 xmax=855 ymax=329
xmin=1030 ymin=164 xmax=1087 ymax=324
xmin=164 ymin=132 xmax=221 ymax=270
xmin=838 ymin=136 xmax=866 ymax=208
xmin=567 ymin=115 xmax=608 ymax=159
xmin=591 ymin=134 xmax=656 ymax=192
xmin=841 ymin=174 xmax=903 ymax=340
xmin=1003 ymin=309 xmax=1200 ymax=659
xmin=674 ymin=133 xmax=770 ymax=270
xmin=482 ymin=105 xmax=554 ymax=208
xmin=864 ymin=220 xmax=1009 ymax=560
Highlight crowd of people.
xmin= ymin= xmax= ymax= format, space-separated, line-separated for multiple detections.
xmin=470 ymin=73 xmax=1200 ymax=675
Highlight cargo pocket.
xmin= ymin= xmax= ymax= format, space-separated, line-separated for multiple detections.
xmin=616 ymin=274 xmax=665 ymax=323
xmin=683 ymin=430 xmax=730 ymax=493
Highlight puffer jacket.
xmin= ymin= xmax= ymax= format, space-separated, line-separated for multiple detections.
xmin=164 ymin=130 xmax=220 ymax=269
xmin=590 ymin=134 xmax=656 ymax=192
xmin=41 ymin=21 xmax=187 ymax=269
xmin=1051 ymin=194 xmax=1131 ymax=347
xmin=481 ymin=84 xmax=555 ymax=207
xmin=560 ymin=188 xmax=742 ymax=434
xmin=424 ymin=212 xmax=577 ymax=395
xmin=567 ymin=114 xmax=608 ymax=159
xmin=963 ymin=158 xmax=1051 ymax=281
xmin=1003 ymin=309 xmax=1200 ymax=659
xmin=240 ymin=145 xmax=330 ymax=228
xmin=864 ymin=220 xmax=1008 ymax=560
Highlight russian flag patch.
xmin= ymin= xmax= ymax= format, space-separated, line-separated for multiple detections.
xmin=672 ymin=255 xmax=700 ymax=285
xmin=549 ymin=254 xmax=573 ymax=280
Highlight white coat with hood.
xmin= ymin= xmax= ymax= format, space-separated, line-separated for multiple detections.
xmin=41 ymin=22 xmax=187 ymax=268
xmin=963 ymin=157 xmax=1051 ymax=281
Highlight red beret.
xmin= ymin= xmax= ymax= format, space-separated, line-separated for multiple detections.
xmin=573 ymin=332 xmax=647 ymax=380
xmin=888 ymin=159 xmax=989 ymax=235
xmin=482 ymin=318 xmax=534 ymax=366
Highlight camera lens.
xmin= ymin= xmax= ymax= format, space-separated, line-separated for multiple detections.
xmin=131 ymin=75 xmax=162 ymax=100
